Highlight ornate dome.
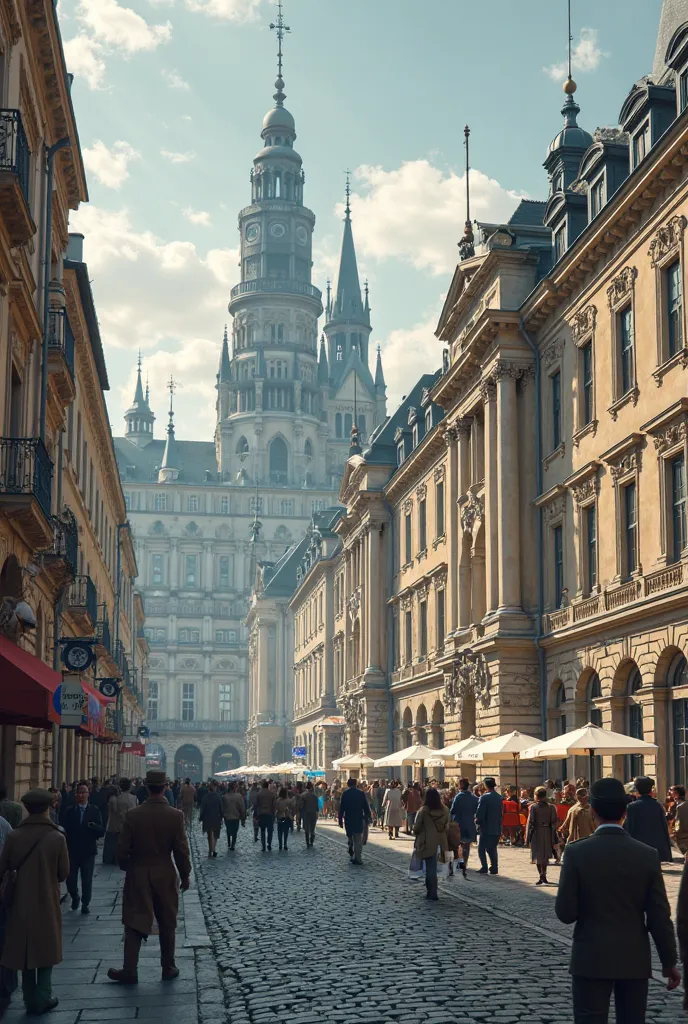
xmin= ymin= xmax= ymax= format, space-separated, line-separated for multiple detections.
xmin=547 ymin=96 xmax=593 ymax=158
xmin=262 ymin=105 xmax=295 ymax=132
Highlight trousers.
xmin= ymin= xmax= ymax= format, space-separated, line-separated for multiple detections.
xmin=258 ymin=814 xmax=274 ymax=849
xmin=67 ymin=852 xmax=95 ymax=906
xmin=478 ymin=835 xmax=499 ymax=872
xmin=277 ymin=819 xmax=290 ymax=848
xmin=347 ymin=832 xmax=363 ymax=863
xmin=571 ymin=976 xmax=649 ymax=1024
xmin=124 ymin=925 xmax=176 ymax=973
xmin=302 ymin=813 xmax=317 ymax=845
xmin=21 ymin=968 xmax=52 ymax=1012
xmin=423 ymin=855 xmax=438 ymax=898
xmin=224 ymin=819 xmax=240 ymax=848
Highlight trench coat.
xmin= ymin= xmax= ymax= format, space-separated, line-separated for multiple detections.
xmin=382 ymin=787 xmax=404 ymax=829
xmin=526 ymin=800 xmax=559 ymax=864
xmin=413 ymin=805 xmax=450 ymax=860
xmin=0 ymin=817 xmax=69 ymax=970
xmin=117 ymin=795 xmax=191 ymax=935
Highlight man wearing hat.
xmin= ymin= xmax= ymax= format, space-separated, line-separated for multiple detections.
xmin=555 ymin=777 xmax=680 ymax=1023
xmin=475 ymin=777 xmax=503 ymax=875
xmin=108 ymin=770 xmax=191 ymax=985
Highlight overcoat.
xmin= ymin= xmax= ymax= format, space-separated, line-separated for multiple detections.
xmin=526 ymin=800 xmax=559 ymax=864
xmin=0 ymin=817 xmax=69 ymax=970
xmin=413 ymin=805 xmax=450 ymax=860
xmin=382 ymin=787 xmax=404 ymax=829
xmin=117 ymin=796 xmax=191 ymax=935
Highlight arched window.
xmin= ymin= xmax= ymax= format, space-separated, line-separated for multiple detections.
xmin=587 ymin=672 xmax=602 ymax=781
xmin=358 ymin=414 xmax=366 ymax=440
xmin=670 ymin=652 xmax=688 ymax=786
xmin=344 ymin=413 xmax=352 ymax=437
xmin=304 ymin=439 xmax=313 ymax=460
xmin=626 ymin=666 xmax=644 ymax=779
xmin=335 ymin=413 xmax=342 ymax=438
xmin=269 ymin=436 xmax=288 ymax=484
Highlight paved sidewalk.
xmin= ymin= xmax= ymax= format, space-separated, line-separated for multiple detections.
xmin=0 ymin=849 xmax=220 ymax=1024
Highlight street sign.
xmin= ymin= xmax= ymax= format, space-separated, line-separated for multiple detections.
xmin=292 ymin=746 xmax=306 ymax=758
xmin=58 ymin=673 xmax=86 ymax=727
xmin=98 ymin=678 xmax=120 ymax=700
xmin=61 ymin=640 xmax=95 ymax=672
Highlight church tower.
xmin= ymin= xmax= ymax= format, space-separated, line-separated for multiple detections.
xmin=217 ymin=3 xmax=325 ymax=490
xmin=124 ymin=353 xmax=155 ymax=448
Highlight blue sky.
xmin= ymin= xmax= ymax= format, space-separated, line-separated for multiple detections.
xmin=59 ymin=0 xmax=664 ymax=440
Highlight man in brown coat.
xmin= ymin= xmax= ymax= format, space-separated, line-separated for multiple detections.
xmin=108 ymin=769 xmax=190 ymax=985
xmin=178 ymin=778 xmax=196 ymax=826
xmin=0 ymin=788 xmax=69 ymax=1015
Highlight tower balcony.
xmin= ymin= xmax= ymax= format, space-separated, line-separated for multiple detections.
xmin=0 ymin=110 xmax=35 ymax=246
xmin=0 ymin=438 xmax=53 ymax=549
xmin=47 ymin=309 xmax=76 ymax=406
xmin=229 ymin=277 xmax=322 ymax=309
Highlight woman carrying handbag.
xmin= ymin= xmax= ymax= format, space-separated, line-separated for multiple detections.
xmin=412 ymin=788 xmax=450 ymax=901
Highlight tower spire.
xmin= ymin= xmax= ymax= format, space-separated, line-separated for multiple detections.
xmin=269 ymin=1 xmax=290 ymax=107
xmin=458 ymin=125 xmax=475 ymax=260
xmin=218 ymin=323 xmax=231 ymax=383
xmin=160 ymin=375 xmax=178 ymax=473
xmin=345 ymin=169 xmax=351 ymax=220
xmin=133 ymin=349 xmax=145 ymax=405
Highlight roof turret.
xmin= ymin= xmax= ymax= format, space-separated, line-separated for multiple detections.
xmin=318 ymin=335 xmax=329 ymax=383
xmin=124 ymin=352 xmax=155 ymax=447
xmin=374 ymin=344 xmax=386 ymax=391
xmin=158 ymin=377 xmax=179 ymax=481
xmin=218 ymin=325 xmax=231 ymax=383
xmin=331 ymin=175 xmax=367 ymax=323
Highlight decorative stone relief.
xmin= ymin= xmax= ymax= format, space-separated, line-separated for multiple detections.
xmin=401 ymin=498 xmax=413 ymax=514
xmin=543 ymin=338 xmax=565 ymax=369
xmin=569 ymin=304 xmax=597 ymax=345
xmin=434 ymin=464 xmax=446 ymax=483
xmin=337 ymin=692 xmax=364 ymax=729
xmin=478 ymin=379 xmax=496 ymax=403
xmin=432 ymin=569 xmax=448 ymax=589
xmin=607 ymin=266 xmax=638 ymax=309
xmin=542 ymin=494 xmax=566 ymax=524
xmin=416 ymin=482 xmax=427 ymax=501
xmin=460 ymin=492 xmax=484 ymax=532
xmin=571 ymin=476 xmax=599 ymax=506
xmin=648 ymin=215 xmax=687 ymax=268
xmin=443 ymin=652 xmax=492 ymax=715
xmin=609 ymin=450 xmax=642 ymax=480
xmin=653 ymin=420 xmax=687 ymax=454
xmin=348 ymin=589 xmax=361 ymax=621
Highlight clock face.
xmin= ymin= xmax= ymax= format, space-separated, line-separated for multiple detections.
xmin=245 ymin=223 xmax=260 ymax=243
xmin=64 ymin=643 xmax=92 ymax=671
xmin=296 ymin=225 xmax=308 ymax=246
xmin=270 ymin=222 xmax=286 ymax=238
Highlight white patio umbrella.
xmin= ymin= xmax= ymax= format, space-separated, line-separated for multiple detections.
xmin=462 ymin=730 xmax=543 ymax=795
xmin=331 ymin=752 xmax=376 ymax=770
xmin=373 ymin=743 xmax=438 ymax=771
xmin=430 ymin=736 xmax=485 ymax=761
xmin=521 ymin=723 xmax=659 ymax=783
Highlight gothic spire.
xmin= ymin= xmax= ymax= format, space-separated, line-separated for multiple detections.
xmin=332 ymin=174 xmax=366 ymax=323
xmin=318 ymin=334 xmax=329 ymax=383
xmin=374 ymin=344 xmax=386 ymax=390
xmin=218 ymin=324 xmax=231 ymax=383
xmin=124 ymin=351 xmax=155 ymax=446
xmin=133 ymin=350 xmax=145 ymax=405
xmin=160 ymin=376 xmax=178 ymax=471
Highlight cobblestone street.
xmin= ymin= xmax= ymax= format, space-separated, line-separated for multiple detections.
xmin=192 ymin=820 xmax=684 ymax=1024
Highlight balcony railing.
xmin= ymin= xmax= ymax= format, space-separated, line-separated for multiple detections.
xmin=230 ymin=278 xmax=322 ymax=302
xmin=0 ymin=437 xmax=52 ymax=521
xmin=0 ymin=110 xmax=34 ymax=246
xmin=151 ymin=719 xmax=247 ymax=733
xmin=67 ymin=575 xmax=98 ymax=627
xmin=47 ymin=308 xmax=75 ymax=389
xmin=43 ymin=508 xmax=78 ymax=585
xmin=97 ymin=607 xmax=111 ymax=655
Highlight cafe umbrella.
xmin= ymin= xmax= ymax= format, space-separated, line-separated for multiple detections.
xmin=461 ymin=730 xmax=543 ymax=796
xmin=520 ymin=723 xmax=659 ymax=783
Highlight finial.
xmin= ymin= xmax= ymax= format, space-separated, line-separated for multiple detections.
xmin=270 ymin=1 xmax=290 ymax=107
xmin=458 ymin=125 xmax=475 ymax=261
xmin=167 ymin=375 xmax=178 ymax=415
xmin=145 ymin=374 xmax=150 ymax=404
xmin=564 ymin=0 xmax=577 ymax=95
xmin=137 ymin=349 xmax=142 ymax=374
xmin=344 ymin=170 xmax=351 ymax=219
xmin=377 ymin=342 xmax=381 ymax=354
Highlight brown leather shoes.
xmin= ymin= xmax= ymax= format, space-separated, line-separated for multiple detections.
xmin=106 ymin=969 xmax=138 ymax=985
xmin=161 ymin=967 xmax=180 ymax=981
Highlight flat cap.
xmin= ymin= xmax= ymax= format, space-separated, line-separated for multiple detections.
xmin=21 ymin=788 xmax=53 ymax=810
xmin=145 ymin=770 xmax=167 ymax=786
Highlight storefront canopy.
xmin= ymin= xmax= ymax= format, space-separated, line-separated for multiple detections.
xmin=0 ymin=635 xmax=60 ymax=729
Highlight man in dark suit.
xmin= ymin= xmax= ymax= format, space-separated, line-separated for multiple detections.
xmin=63 ymin=781 xmax=105 ymax=914
xmin=624 ymin=775 xmax=673 ymax=862
xmin=338 ymin=778 xmax=372 ymax=865
xmin=555 ymin=776 xmax=680 ymax=1023
xmin=475 ymin=777 xmax=503 ymax=875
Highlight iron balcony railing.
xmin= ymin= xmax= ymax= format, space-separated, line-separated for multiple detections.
xmin=97 ymin=606 xmax=111 ymax=654
xmin=48 ymin=309 xmax=75 ymax=380
xmin=152 ymin=719 xmax=248 ymax=733
xmin=0 ymin=109 xmax=30 ymax=204
xmin=68 ymin=575 xmax=98 ymax=624
xmin=0 ymin=438 xmax=52 ymax=521
xmin=230 ymin=278 xmax=321 ymax=302
xmin=50 ymin=508 xmax=78 ymax=573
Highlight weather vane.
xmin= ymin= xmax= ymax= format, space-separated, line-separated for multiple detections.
xmin=458 ymin=125 xmax=475 ymax=261
xmin=345 ymin=169 xmax=351 ymax=216
xmin=270 ymin=1 xmax=290 ymax=82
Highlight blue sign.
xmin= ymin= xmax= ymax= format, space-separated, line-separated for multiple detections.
xmin=292 ymin=746 xmax=307 ymax=758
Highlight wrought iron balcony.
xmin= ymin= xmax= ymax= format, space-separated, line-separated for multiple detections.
xmin=96 ymin=606 xmax=111 ymax=656
xmin=151 ymin=719 xmax=248 ymax=734
xmin=229 ymin=278 xmax=322 ymax=303
xmin=66 ymin=574 xmax=98 ymax=631
xmin=47 ymin=309 xmax=76 ymax=404
xmin=0 ymin=109 xmax=35 ymax=245
xmin=43 ymin=508 xmax=78 ymax=587
xmin=0 ymin=438 xmax=53 ymax=548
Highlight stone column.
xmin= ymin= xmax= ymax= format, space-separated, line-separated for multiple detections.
xmin=203 ymin=541 xmax=214 ymax=592
xmin=496 ymin=368 xmax=521 ymax=610
xmin=445 ymin=428 xmax=459 ymax=634
xmin=457 ymin=419 xmax=471 ymax=496
xmin=481 ymin=382 xmax=499 ymax=614
xmin=169 ymin=540 xmax=179 ymax=590
xmin=343 ymin=550 xmax=351 ymax=682
xmin=366 ymin=525 xmax=380 ymax=672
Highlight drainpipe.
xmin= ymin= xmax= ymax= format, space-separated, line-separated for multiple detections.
xmin=518 ymin=320 xmax=547 ymax=751
xmin=51 ymin=429 xmax=65 ymax=787
xmin=38 ymin=138 xmax=70 ymax=444
xmin=382 ymin=499 xmax=396 ymax=774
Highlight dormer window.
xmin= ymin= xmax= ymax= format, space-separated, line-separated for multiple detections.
xmin=412 ymin=424 xmax=419 ymax=449
xmin=632 ymin=121 xmax=650 ymax=167
xmin=554 ymin=225 xmax=566 ymax=263
xmin=590 ymin=176 xmax=604 ymax=219
xmin=552 ymin=171 xmax=563 ymax=194
xmin=681 ymin=69 xmax=688 ymax=112
xmin=397 ymin=442 xmax=405 ymax=466
xmin=425 ymin=407 xmax=432 ymax=432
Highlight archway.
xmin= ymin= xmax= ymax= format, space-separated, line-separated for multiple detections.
xmin=0 ymin=555 xmax=22 ymax=600
xmin=269 ymin=436 xmax=288 ymax=484
xmin=145 ymin=744 xmax=167 ymax=774
xmin=175 ymin=744 xmax=203 ymax=782
xmin=402 ymin=706 xmax=413 ymax=748
xmin=212 ymin=745 xmax=240 ymax=776
xmin=668 ymin=650 xmax=688 ymax=786
xmin=431 ymin=700 xmax=444 ymax=749
xmin=236 ymin=436 xmax=249 ymax=455
xmin=416 ymin=704 xmax=428 ymax=745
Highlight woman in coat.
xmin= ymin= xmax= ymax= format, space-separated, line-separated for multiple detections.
xmin=103 ymin=779 xmax=137 ymax=864
xmin=382 ymin=780 xmax=404 ymax=839
xmin=413 ymin=788 xmax=450 ymax=901
xmin=0 ymin=789 xmax=69 ymax=1015
xmin=526 ymin=786 xmax=559 ymax=885
xmin=199 ymin=781 xmax=223 ymax=858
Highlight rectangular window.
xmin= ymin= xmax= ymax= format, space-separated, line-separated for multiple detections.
xmin=624 ymin=481 xmax=638 ymax=576
xmin=436 ymin=589 xmax=445 ymax=648
xmin=404 ymin=610 xmax=412 ymax=664
xmin=582 ymin=341 xmax=593 ymax=426
xmin=419 ymin=600 xmax=427 ymax=658
xmin=633 ymin=122 xmax=650 ymax=165
xmin=311 ymin=500 xmax=326 ymax=513
xmin=178 ymin=629 xmax=188 ymax=643
xmin=187 ymin=494 xmax=199 ymax=512
xmin=397 ymin=442 xmax=404 ymax=466
xmin=123 ymin=493 xmax=131 ymax=510
xmin=619 ymin=306 xmax=635 ymax=395
xmin=590 ymin=177 xmax=604 ymax=218
xmin=181 ymin=683 xmax=195 ymax=721
xmin=418 ymin=499 xmax=427 ymax=552
xmin=152 ymin=553 xmax=164 ymax=585
xmin=553 ymin=525 xmax=564 ymax=607
xmin=682 ymin=69 xmax=688 ymax=112
xmin=154 ymin=493 xmax=167 ymax=512
xmin=219 ymin=683 xmax=233 ymax=722
xmin=219 ymin=556 xmax=230 ymax=587
xmin=672 ymin=454 xmax=687 ymax=563
xmin=147 ymin=681 xmax=158 ymax=721
xmin=667 ymin=259 xmax=683 ymax=357
xmin=220 ymin=496 xmax=229 ymax=515
xmin=404 ymin=512 xmax=412 ymax=564
xmin=554 ymin=226 xmax=566 ymax=262
xmin=215 ymin=630 xmax=237 ymax=644
xmin=280 ymin=499 xmax=294 ymax=515
xmin=586 ymin=504 xmax=597 ymax=594
xmin=551 ymin=370 xmax=561 ymax=449
xmin=435 ymin=481 xmax=445 ymax=537
xmin=185 ymin=555 xmax=197 ymax=586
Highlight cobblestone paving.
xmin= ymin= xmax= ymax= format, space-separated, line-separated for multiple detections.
xmin=191 ymin=821 xmax=683 ymax=1024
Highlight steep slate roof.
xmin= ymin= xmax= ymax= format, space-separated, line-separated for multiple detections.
xmin=362 ymin=371 xmax=442 ymax=465
xmin=654 ymin=0 xmax=688 ymax=82
xmin=113 ymin=436 xmax=217 ymax=484
xmin=507 ymin=200 xmax=548 ymax=226
xmin=260 ymin=508 xmax=343 ymax=597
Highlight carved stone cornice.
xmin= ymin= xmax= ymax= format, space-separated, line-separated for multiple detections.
xmin=648 ymin=215 xmax=687 ymax=268
xmin=542 ymin=338 xmax=565 ymax=369
xmin=607 ymin=266 xmax=638 ymax=311
xmin=434 ymin=463 xmax=446 ymax=483
xmin=653 ymin=420 xmax=687 ymax=453
xmin=569 ymin=304 xmax=597 ymax=346
xmin=416 ymin=482 xmax=427 ymax=501
xmin=601 ymin=433 xmax=644 ymax=482
xmin=459 ymin=491 xmax=484 ymax=532
xmin=443 ymin=651 xmax=492 ymax=715
xmin=455 ymin=417 xmax=473 ymax=436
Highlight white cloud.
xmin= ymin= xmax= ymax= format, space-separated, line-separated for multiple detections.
xmin=69 ymin=204 xmax=239 ymax=439
xmin=83 ymin=139 xmax=139 ymax=189
xmin=162 ymin=68 xmax=189 ymax=90
xmin=161 ymin=149 xmax=196 ymax=164
xmin=545 ymin=27 xmax=608 ymax=81
xmin=75 ymin=0 xmax=171 ymax=51
xmin=184 ymin=0 xmax=263 ymax=21
xmin=63 ymin=34 xmax=106 ymax=89
xmin=377 ymin=316 xmax=443 ymax=412
xmin=347 ymin=160 xmax=522 ymax=277
xmin=183 ymin=207 xmax=211 ymax=226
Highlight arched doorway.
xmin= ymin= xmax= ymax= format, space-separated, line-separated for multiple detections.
xmin=145 ymin=744 xmax=167 ymax=774
xmin=626 ymin=665 xmax=644 ymax=780
xmin=431 ymin=700 xmax=444 ymax=749
xmin=587 ymin=672 xmax=602 ymax=782
xmin=549 ymin=681 xmax=568 ymax=783
xmin=401 ymin=707 xmax=412 ymax=748
xmin=212 ymin=745 xmax=240 ymax=776
xmin=175 ymin=744 xmax=203 ymax=782
xmin=269 ymin=436 xmax=288 ymax=484
xmin=415 ymin=704 xmax=427 ymax=745
xmin=669 ymin=651 xmax=688 ymax=786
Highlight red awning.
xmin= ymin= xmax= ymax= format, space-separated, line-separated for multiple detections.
xmin=121 ymin=740 xmax=145 ymax=756
xmin=0 ymin=635 xmax=61 ymax=728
